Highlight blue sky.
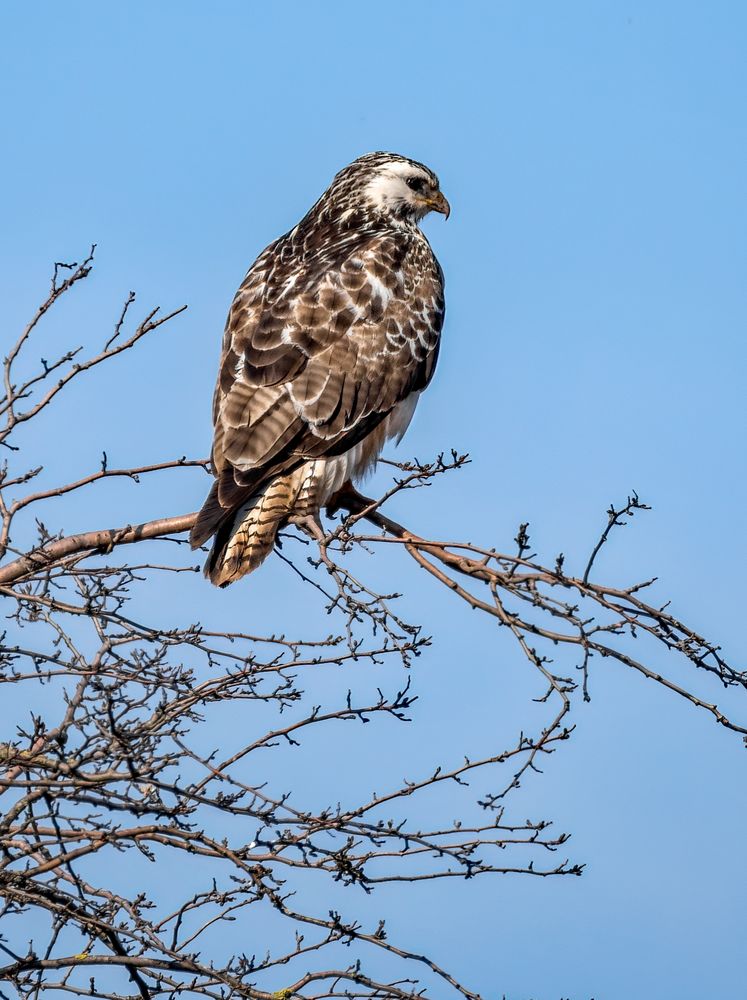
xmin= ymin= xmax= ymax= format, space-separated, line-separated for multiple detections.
xmin=2 ymin=2 xmax=746 ymax=997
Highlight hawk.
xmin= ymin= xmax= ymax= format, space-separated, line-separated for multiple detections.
xmin=191 ymin=151 xmax=449 ymax=586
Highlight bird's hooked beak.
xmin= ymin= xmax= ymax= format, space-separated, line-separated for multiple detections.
xmin=425 ymin=190 xmax=450 ymax=219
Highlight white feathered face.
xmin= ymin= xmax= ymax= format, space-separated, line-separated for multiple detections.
xmin=317 ymin=152 xmax=450 ymax=227
xmin=361 ymin=157 xmax=450 ymax=223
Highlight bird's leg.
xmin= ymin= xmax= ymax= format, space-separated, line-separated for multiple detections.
xmin=295 ymin=513 xmax=325 ymax=544
xmin=325 ymin=480 xmax=375 ymax=519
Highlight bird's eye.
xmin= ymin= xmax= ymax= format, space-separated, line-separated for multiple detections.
xmin=406 ymin=176 xmax=426 ymax=193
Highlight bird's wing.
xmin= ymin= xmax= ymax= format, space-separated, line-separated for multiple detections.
xmin=198 ymin=231 xmax=443 ymax=533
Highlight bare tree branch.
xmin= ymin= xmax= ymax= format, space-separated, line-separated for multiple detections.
xmin=0 ymin=251 xmax=743 ymax=1000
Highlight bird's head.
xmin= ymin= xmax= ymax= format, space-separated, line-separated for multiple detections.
xmin=322 ymin=152 xmax=450 ymax=227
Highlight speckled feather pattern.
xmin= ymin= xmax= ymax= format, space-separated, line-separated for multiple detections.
xmin=191 ymin=152 xmax=446 ymax=585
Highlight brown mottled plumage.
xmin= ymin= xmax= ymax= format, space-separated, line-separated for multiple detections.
xmin=191 ymin=152 xmax=448 ymax=585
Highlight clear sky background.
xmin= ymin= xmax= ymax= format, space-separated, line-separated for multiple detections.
xmin=2 ymin=2 xmax=746 ymax=998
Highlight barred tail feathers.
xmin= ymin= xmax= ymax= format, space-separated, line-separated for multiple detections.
xmin=205 ymin=476 xmax=297 ymax=587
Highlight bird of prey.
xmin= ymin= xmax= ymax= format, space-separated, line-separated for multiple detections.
xmin=190 ymin=151 xmax=449 ymax=586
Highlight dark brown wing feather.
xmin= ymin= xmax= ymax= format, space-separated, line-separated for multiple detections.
xmin=191 ymin=224 xmax=444 ymax=549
